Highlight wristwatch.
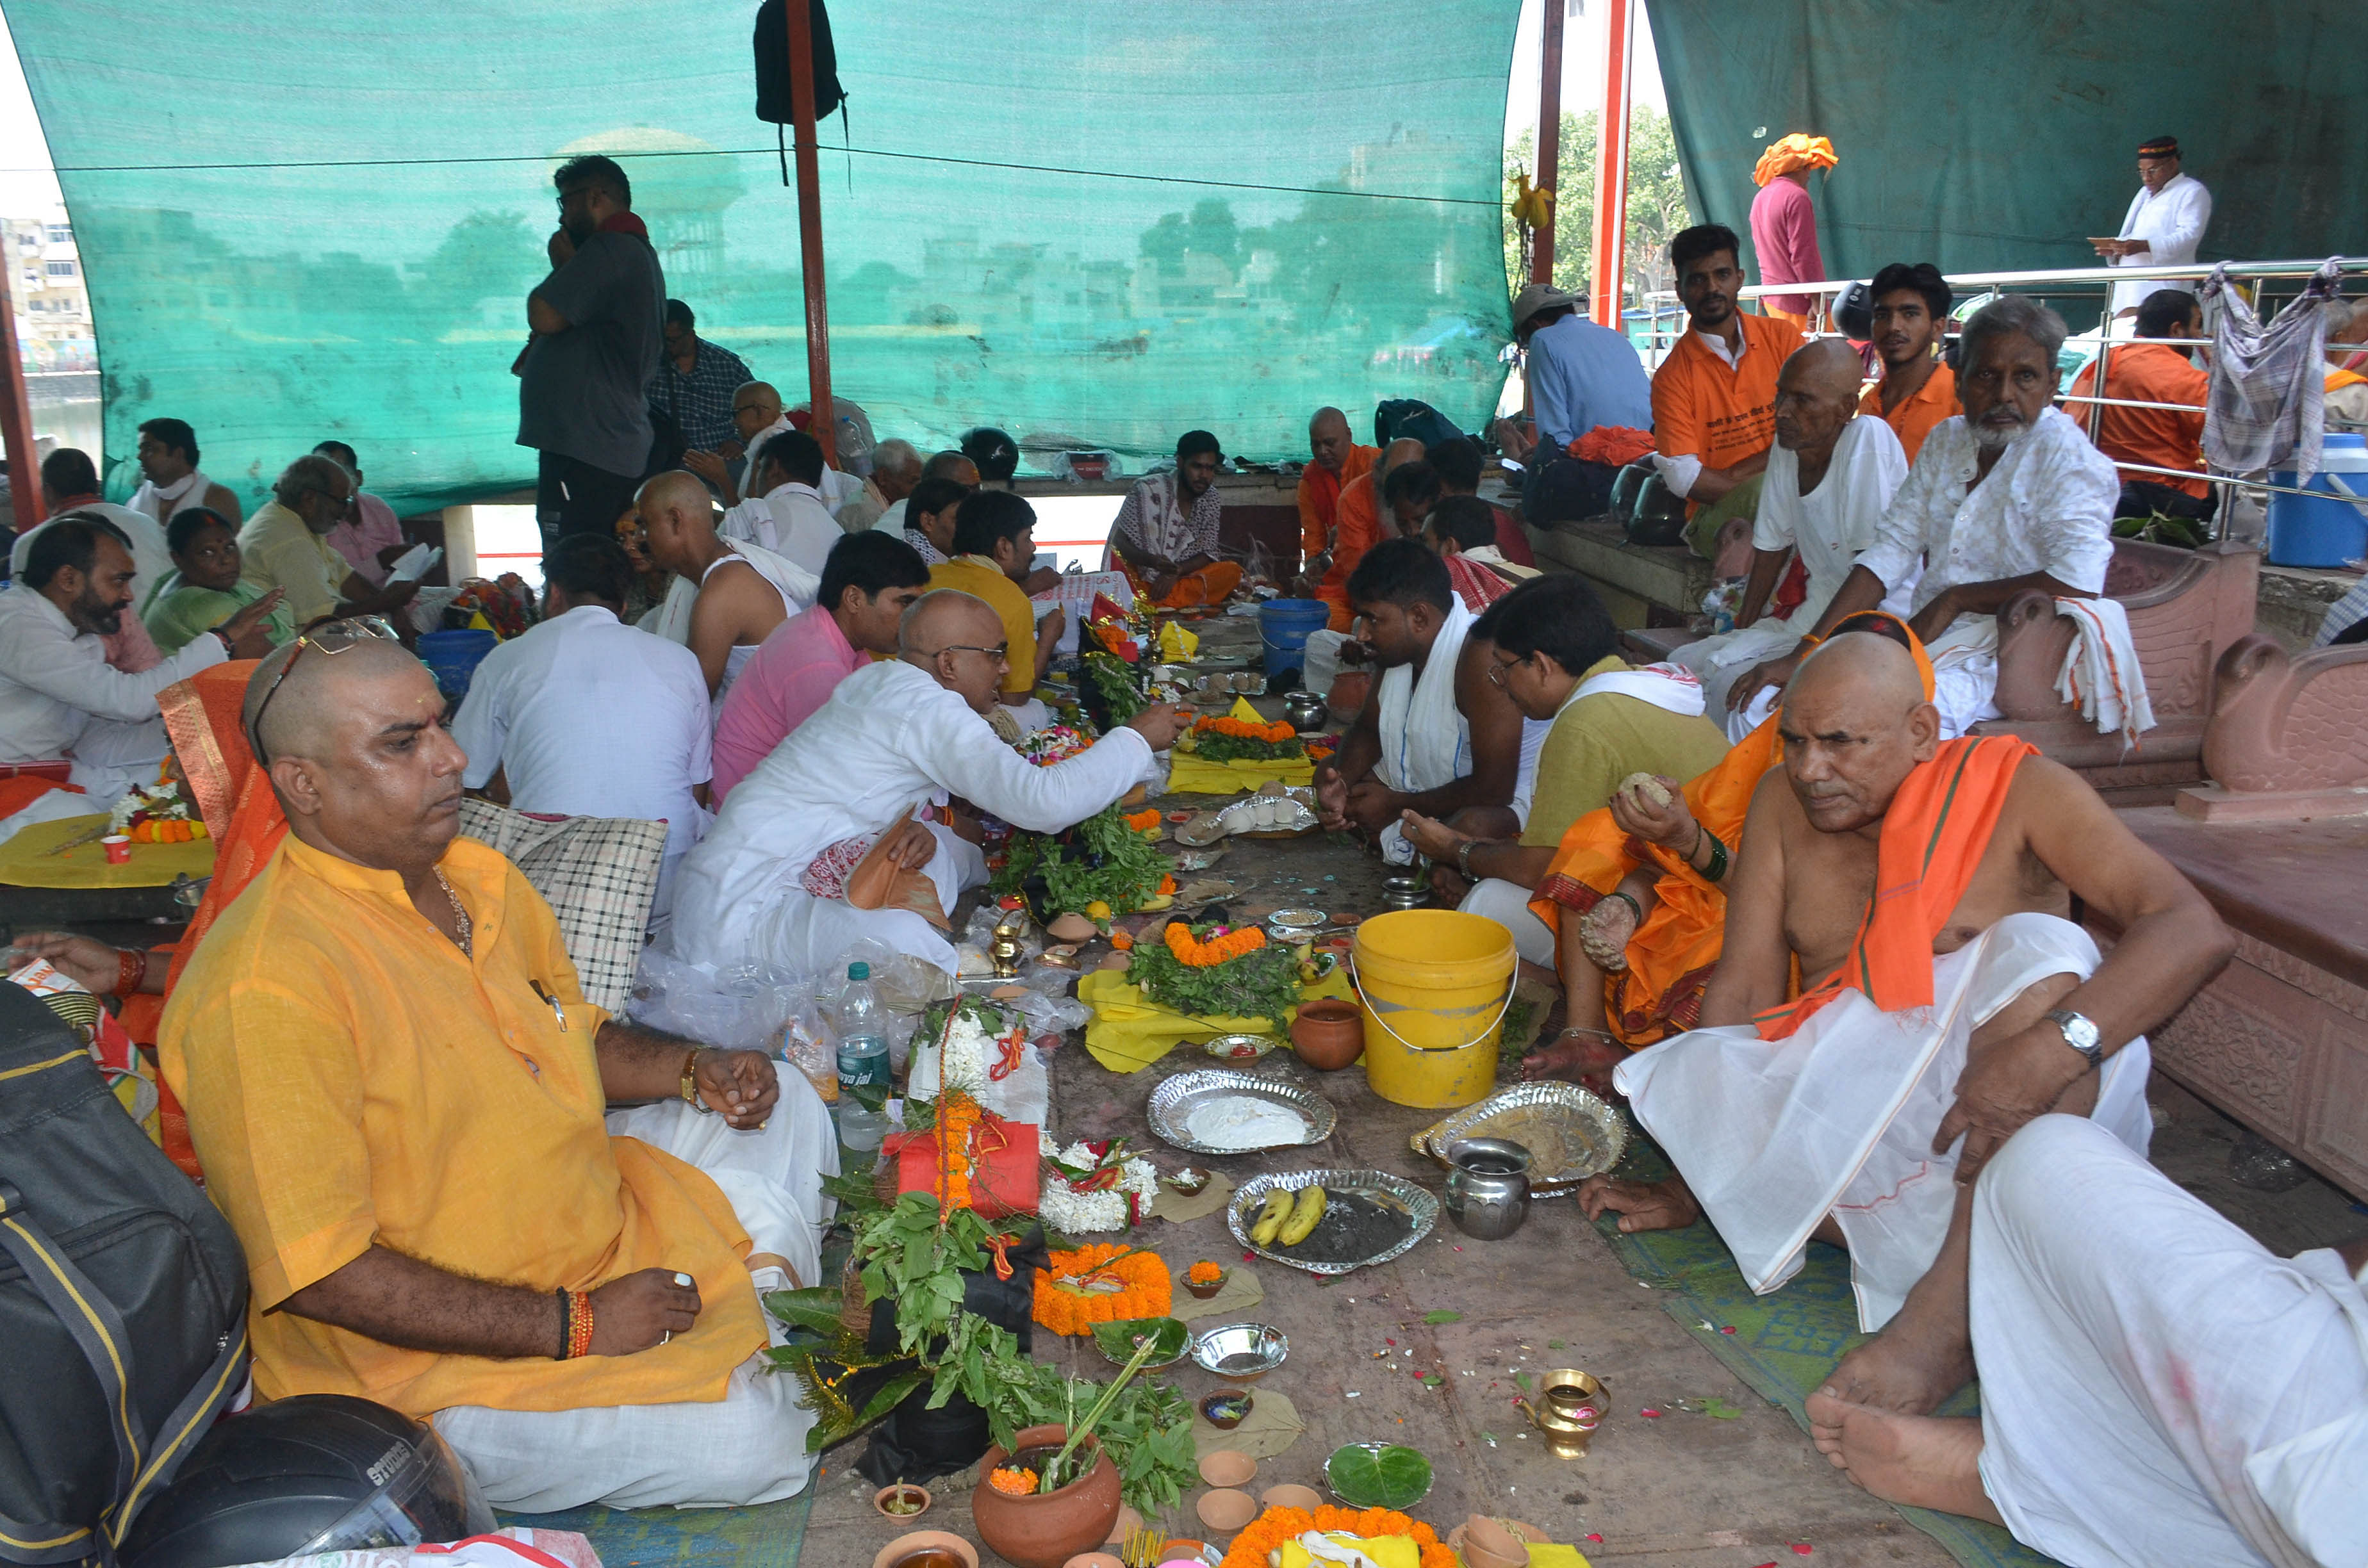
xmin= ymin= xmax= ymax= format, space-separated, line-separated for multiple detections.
xmin=2045 ymin=1008 xmax=2104 ymax=1071
xmin=680 ymin=1048 xmax=714 ymax=1113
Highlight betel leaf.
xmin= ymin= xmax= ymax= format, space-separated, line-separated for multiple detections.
xmin=1422 ymin=1309 xmax=1463 ymax=1325
xmin=1326 ymin=1444 xmax=1433 ymax=1510
xmin=1514 ymin=1370 xmax=1534 ymax=1393
xmin=1703 ymin=1396 xmax=1744 ymax=1419
xmin=761 ymin=1287 xmax=847 ymax=1340
xmin=1092 ymin=1316 xmax=1187 ymax=1365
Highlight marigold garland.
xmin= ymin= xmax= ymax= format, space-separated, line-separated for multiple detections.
xmin=1165 ymin=921 xmax=1267 ymax=967
xmin=126 ymin=818 xmax=207 ymax=843
xmin=1124 ymin=808 xmax=1163 ymax=833
xmin=1197 ymin=715 xmax=1297 ymax=744
xmin=935 ymin=1090 xmax=979 ymax=1216
xmin=1216 ymin=1506 xmax=1454 ymax=1568
xmin=1032 ymin=1243 xmax=1172 ymax=1337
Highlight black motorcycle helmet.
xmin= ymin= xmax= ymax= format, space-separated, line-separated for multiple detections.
xmin=121 ymin=1396 xmax=492 ymax=1568
xmin=958 ymin=426 xmax=1021 ymax=482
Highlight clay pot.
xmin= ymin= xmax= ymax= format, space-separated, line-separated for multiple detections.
xmin=973 ymin=1425 xmax=1124 ymax=1568
xmin=1260 ymin=1483 xmax=1321 ymax=1513
xmin=1290 ymin=999 xmax=1364 ymax=1070
xmin=1326 ymin=671 xmax=1372 ymax=724
xmin=1196 ymin=1488 xmax=1259 ymax=1532
xmin=872 ymin=1482 xmax=933 ymax=1519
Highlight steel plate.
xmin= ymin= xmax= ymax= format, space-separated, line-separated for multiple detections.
xmin=1147 ymin=1068 xmax=1336 ymax=1156
xmin=1409 ymin=1082 xmax=1629 ymax=1194
xmin=1225 ymin=1168 xmax=1439 ymax=1276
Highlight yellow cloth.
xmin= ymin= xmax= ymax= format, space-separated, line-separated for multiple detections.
xmin=237 ymin=499 xmax=352 ymax=626
xmin=1165 ymin=696 xmax=1318 ymax=793
xmin=1278 ymin=1536 xmax=1419 ymax=1568
xmin=928 ymin=556 xmax=1040 ymax=694
xmin=158 ymin=833 xmax=762 ymax=1418
xmin=1752 ymin=133 xmax=1838 ymax=186
xmin=0 ymin=813 xmax=217 ymax=888
xmin=1158 ymin=620 xmax=1199 ymax=662
xmin=1078 ymin=962 xmax=1353 ymax=1073
xmin=1526 ymin=1548 xmax=1590 ymax=1568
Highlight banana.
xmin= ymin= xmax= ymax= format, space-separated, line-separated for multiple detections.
xmin=1278 ymin=1184 xmax=1328 ymax=1246
xmin=1249 ymin=1189 xmax=1294 ymax=1247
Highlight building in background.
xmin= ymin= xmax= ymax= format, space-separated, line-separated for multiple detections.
xmin=6 ymin=205 xmax=95 ymax=372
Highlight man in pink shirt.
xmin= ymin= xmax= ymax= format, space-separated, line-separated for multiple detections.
xmin=1748 ymin=135 xmax=1838 ymax=331
xmin=314 ymin=440 xmax=409 ymax=585
xmin=709 ymin=530 xmax=930 ymax=801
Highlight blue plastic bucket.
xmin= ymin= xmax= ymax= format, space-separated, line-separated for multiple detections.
xmin=1257 ymin=598 xmax=1332 ymax=677
xmin=417 ymin=628 xmax=498 ymax=699
xmin=2267 ymin=432 xmax=2368 ymax=568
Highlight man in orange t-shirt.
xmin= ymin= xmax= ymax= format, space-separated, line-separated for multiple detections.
xmin=2065 ymin=289 xmax=2213 ymax=520
xmin=1315 ymin=436 xmax=1425 ymax=630
xmin=1859 ymin=261 xmax=1960 ymax=465
xmin=1296 ymin=406 xmax=1378 ymax=574
xmin=1650 ymin=224 xmax=1806 ymax=513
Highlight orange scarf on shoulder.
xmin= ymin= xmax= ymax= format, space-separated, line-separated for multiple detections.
xmin=1753 ymin=734 xmax=2036 ymax=1040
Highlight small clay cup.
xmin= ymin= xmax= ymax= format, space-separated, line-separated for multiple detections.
xmin=1183 ymin=1264 xmax=1228 ymax=1300
xmin=872 ymin=1482 xmax=932 ymax=1519
xmin=1290 ymin=998 xmax=1364 ymax=1070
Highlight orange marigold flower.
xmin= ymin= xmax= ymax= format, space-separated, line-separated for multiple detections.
xmin=1125 ymin=808 xmax=1162 ymax=833
xmin=1110 ymin=930 xmax=1134 ymax=951
xmin=1163 ymin=922 xmax=1267 ymax=967
xmin=987 ymin=1466 xmax=1037 ymax=1496
xmin=1187 ymin=1260 xmax=1223 ymax=1285
xmin=1032 ymin=1243 xmax=1172 ymax=1336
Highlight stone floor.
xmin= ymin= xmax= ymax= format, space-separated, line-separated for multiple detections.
xmin=802 ymin=812 xmax=2368 ymax=1568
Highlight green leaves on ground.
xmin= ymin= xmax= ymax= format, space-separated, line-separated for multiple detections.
xmin=1126 ymin=931 xmax=1303 ymax=1024
xmin=1420 ymin=1309 xmax=1463 ymax=1324
xmin=1326 ymin=1444 xmax=1433 ymax=1510
xmin=1513 ymin=1369 xmax=1534 ymax=1393
xmin=1547 ymin=1339 xmax=1566 ymax=1349
xmin=1702 ymin=1396 xmax=1743 ymax=1419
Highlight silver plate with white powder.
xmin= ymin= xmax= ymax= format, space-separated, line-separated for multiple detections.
xmin=1147 ymin=1068 xmax=1336 ymax=1156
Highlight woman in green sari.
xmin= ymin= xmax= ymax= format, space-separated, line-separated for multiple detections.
xmin=142 ymin=509 xmax=294 ymax=655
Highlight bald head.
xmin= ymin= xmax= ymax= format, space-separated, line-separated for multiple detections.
xmin=1309 ymin=407 xmax=1354 ymax=473
xmin=1773 ymin=338 xmax=1869 ymax=456
xmin=1779 ymin=631 xmax=1939 ymax=834
xmin=899 ymin=589 xmax=1009 ymax=714
xmin=246 ymin=635 xmax=427 ymax=765
xmin=1378 ymin=436 xmax=1427 ymax=481
xmin=922 ymin=450 xmax=981 ymax=488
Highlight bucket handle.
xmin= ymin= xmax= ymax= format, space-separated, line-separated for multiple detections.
xmin=1347 ymin=953 xmax=1518 ymax=1054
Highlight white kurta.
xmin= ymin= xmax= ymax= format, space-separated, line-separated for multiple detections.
xmin=1971 ymin=1115 xmax=2368 ymax=1568
xmin=1672 ymin=416 xmax=1912 ymax=731
xmin=669 ymin=658 xmax=1154 ymax=976
xmin=1613 ymin=912 xmax=2152 ymax=1332
xmin=1372 ymin=597 xmax=1475 ymax=865
xmin=721 ymin=482 xmax=843 ymax=580
xmin=11 ymin=502 xmax=174 ymax=619
xmin=2109 ymin=173 xmax=2212 ymax=316
xmin=0 ymin=587 xmax=226 ymax=801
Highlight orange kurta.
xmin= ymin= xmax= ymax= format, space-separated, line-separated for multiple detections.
xmin=158 ymin=834 xmax=763 ymax=1417
xmin=2066 ymin=341 xmax=2208 ymax=498
xmin=1314 ymin=469 xmax=1386 ymax=631
xmin=1651 ymin=312 xmax=1805 ymax=512
xmin=1297 ymin=444 xmax=1379 ymax=564
xmin=1858 ymin=361 xmax=1959 ymax=465
xmin=1754 ymin=734 xmax=2037 ymax=1040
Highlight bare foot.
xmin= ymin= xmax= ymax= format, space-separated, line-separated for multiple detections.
xmin=1577 ymin=1173 xmax=1700 ymax=1232
xmin=1814 ymin=1401 xmax=2003 ymax=1524
xmin=1520 ymin=1031 xmax=1627 ymax=1083
xmin=1809 ymin=1312 xmax=1976 ymax=1444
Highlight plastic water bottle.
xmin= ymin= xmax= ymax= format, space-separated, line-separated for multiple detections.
xmin=834 ymin=962 xmax=892 ymax=1152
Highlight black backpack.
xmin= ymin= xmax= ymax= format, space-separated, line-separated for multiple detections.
xmin=0 ymin=984 xmax=249 ymax=1565
xmin=752 ymin=0 xmax=847 ymax=183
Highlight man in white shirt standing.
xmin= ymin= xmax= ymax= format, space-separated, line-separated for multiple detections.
xmin=2095 ymin=135 xmax=2211 ymax=322
xmin=450 ymin=532 xmax=712 ymax=921
xmin=127 ymin=417 xmax=243 ymax=527
xmin=0 ymin=516 xmax=279 ymax=801
xmin=1736 ymin=298 xmax=2122 ymax=738
xmin=719 ymin=430 xmax=843 ymax=580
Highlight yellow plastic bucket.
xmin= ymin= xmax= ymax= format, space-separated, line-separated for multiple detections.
xmin=1350 ymin=909 xmax=1518 ymax=1109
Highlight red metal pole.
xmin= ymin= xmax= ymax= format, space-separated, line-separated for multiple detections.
xmin=0 ymin=256 xmax=45 ymax=530
xmin=785 ymin=0 xmax=835 ymax=467
xmin=1590 ymin=0 xmax=1633 ymax=327
xmin=1528 ymin=0 xmax=1565 ymax=287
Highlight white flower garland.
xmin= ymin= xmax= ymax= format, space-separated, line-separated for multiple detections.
xmin=1037 ymin=1140 xmax=1162 ymax=1234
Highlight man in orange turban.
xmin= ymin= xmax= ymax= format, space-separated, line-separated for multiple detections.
xmin=1750 ymin=135 xmax=1838 ymax=332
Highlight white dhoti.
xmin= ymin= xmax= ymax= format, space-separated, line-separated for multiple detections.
xmin=1672 ymin=623 xmax=1805 ymax=742
xmin=740 ymin=822 xmax=985 ymax=976
xmin=433 ymin=1077 xmax=841 ymax=1512
xmin=67 ymin=713 xmax=174 ymax=806
xmin=1971 ymin=1116 xmax=2368 ymax=1568
xmin=1459 ymin=876 xmax=1556 ymax=967
xmin=1613 ymin=912 xmax=2152 ymax=1330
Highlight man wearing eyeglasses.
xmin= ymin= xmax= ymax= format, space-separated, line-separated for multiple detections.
xmin=236 ymin=456 xmax=422 ymax=632
xmin=671 ymin=591 xmax=1187 ymax=979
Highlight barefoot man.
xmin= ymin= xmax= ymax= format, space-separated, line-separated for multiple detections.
xmin=1579 ymin=630 xmax=2230 ymax=1340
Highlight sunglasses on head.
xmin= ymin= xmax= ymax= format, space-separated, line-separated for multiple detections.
xmin=246 ymin=616 xmax=402 ymax=765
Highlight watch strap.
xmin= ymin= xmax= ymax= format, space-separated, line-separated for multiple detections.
xmin=2045 ymin=1008 xmax=2105 ymax=1070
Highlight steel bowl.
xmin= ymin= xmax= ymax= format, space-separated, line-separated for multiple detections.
xmin=1191 ymin=1321 xmax=1288 ymax=1382
xmin=1203 ymin=1033 xmax=1282 ymax=1063
xmin=1147 ymin=1070 xmax=1336 ymax=1157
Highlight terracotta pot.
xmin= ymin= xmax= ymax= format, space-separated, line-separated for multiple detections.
xmin=1326 ymin=670 xmax=1372 ymax=724
xmin=1291 ymin=998 xmax=1365 ymax=1070
xmin=973 ymin=1425 xmax=1124 ymax=1568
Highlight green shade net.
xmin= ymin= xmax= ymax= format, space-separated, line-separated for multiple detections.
xmin=1644 ymin=0 xmax=2359 ymax=325
xmin=3 ymin=0 xmax=1520 ymax=514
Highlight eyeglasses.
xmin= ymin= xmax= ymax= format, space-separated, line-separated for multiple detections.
xmin=1486 ymin=657 xmax=1520 ymax=689
xmin=246 ymin=616 xmax=402 ymax=765
xmin=933 ymin=642 xmax=1010 ymax=663
xmin=306 ymin=484 xmax=356 ymax=512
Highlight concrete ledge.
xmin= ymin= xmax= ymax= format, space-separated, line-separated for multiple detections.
xmin=1526 ymin=516 xmax=1713 ymax=628
xmin=2256 ymin=562 xmax=2360 ymax=651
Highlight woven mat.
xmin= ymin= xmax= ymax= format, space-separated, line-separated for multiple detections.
xmin=1189 ymin=1386 xmax=1303 ymax=1460
xmin=503 ymin=1492 xmax=813 ymax=1568
xmin=1597 ymin=1142 xmax=2059 ymax=1568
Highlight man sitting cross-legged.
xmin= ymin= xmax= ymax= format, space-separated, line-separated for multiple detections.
xmin=1809 ymin=1114 xmax=2367 ymax=1568
xmin=159 ymin=633 xmax=839 ymax=1511
xmin=1579 ymin=629 xmax=2230 ymax=1343
xmin=1670 ymin=339 xmax=1911 ymax=738
xmin=637 ymin=470 xmax=816 ymax=709
xmin=670 ymin=591 xmax=1189 ymax=977
xmin=1107 ymin=430 xmax=1240 ymax=608
xmin=1313 ymin=539 xmax=1527 ymax=866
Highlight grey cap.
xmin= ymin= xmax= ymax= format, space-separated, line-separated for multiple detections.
xmin=1511 ymin=283 xmax=1580 ymax=332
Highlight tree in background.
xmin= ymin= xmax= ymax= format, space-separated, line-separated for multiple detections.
xmin=1504 ymin=106 xmax=1690 ymax=321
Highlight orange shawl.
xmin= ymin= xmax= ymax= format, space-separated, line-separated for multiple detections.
xmin=122 ymin=662 xmax=286 ymax=1176
xmin=1297 ymin=443 xmax=1379 ymax=562
xmin=1752 ymin=733 xmax=2036 ymax=1040
xmin=1528 ymin=612 xmax=1933 ymax=1047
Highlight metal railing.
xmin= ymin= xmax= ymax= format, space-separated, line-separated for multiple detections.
xmin=1628 ymin=257 xmax=2368 ymax=523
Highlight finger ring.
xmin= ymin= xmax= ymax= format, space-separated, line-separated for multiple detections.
xmin=673 ymin=1271 xmax=694 ymax=1287
xmin=661 ymin=1330 xmax=671 ymax=1345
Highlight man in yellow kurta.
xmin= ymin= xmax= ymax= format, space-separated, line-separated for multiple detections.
xmin=160 ymin=630 xmax=835 ymax=1511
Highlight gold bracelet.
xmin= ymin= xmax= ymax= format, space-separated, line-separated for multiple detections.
xmin=680 ymin=1048 xmax=714 ymax=1113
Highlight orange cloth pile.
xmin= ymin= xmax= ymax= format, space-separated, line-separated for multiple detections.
xmin=1752 ymin=133 xmax=1838 ymax=187
xmin=1569 ymin=424 xmax=1656 ymax=467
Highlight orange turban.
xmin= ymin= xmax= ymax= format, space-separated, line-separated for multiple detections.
xmin=1753 ymin=134 xmax=1838 ymax=187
